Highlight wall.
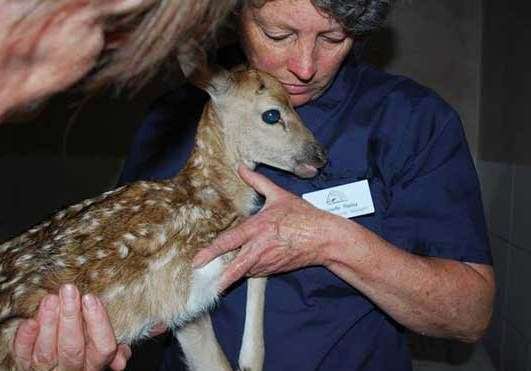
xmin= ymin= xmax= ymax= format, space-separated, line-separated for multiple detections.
xmin=478 ymin=1 xmax=531 ymax=370
xmin=368 ymin=0 xmax=483 ymax=155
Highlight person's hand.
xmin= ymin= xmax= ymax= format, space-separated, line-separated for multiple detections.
xmin=193 ymin=165 xmax=343 ymax=291
xmin=0 ymin=0 xmax=152 ymax=119
xmin=12 ymin=284 xmax=131 ymax=371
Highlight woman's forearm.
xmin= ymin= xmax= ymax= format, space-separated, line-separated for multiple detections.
xmin=321 ymin=219 xmax=495 ymax=342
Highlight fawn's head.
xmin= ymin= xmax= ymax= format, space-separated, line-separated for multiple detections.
xmin=197 ymin=66 xmax=327 ymax=178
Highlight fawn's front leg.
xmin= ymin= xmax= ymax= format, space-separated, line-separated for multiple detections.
xmin=177 ymin=314 xmax=232 ymax=371
xmin=238 ymin=277 xmax=267 ymax=371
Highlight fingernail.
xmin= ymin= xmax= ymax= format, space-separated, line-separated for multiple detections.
xmin=82 ymin=294 xmax=97 ymax=311
xmin=60 ymin=284 xmax=77 ymax=311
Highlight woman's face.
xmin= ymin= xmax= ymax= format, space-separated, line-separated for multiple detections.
xmin=240 ymin=0 xmax=353 ymax=107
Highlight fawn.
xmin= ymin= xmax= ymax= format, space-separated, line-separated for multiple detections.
xmin=0 ymin=65 xmax=327 ymax=371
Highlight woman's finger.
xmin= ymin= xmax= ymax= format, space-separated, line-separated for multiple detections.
xmin=237 ymin=165 xmax=284 ymax=202
xmin=193 ymin=218 xmax=258 ymax=268
xmin=12 ymin=319 xmax=39 ymax=371
xmin=32 ymin=294 xmax=60 ymax=368
xmin=57 ymin=285 xmax=85 ymax=371
xmin=83 ymin=294 xmax=118 ymax=371
xmin=108 ymin=344 xmax=132 ymax=371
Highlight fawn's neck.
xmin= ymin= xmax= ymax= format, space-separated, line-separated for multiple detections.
xmin=177 ymin=103 xmax=259 ymax=216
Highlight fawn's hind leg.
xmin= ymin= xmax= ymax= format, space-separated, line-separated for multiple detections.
xmin=176 ymin=314 xmax=232 ymax=371
xmin=238 ymin=277 xmax=267 ymax=371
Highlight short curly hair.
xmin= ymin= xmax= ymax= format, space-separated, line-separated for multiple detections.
xmin=246 ymin=0 xmax=394 ymax=35
xmin=312 ymin=0 xmax=395 ymax=35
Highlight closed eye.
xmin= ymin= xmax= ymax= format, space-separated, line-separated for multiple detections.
xmin=263 ymin=31 xmax=292 ymax=42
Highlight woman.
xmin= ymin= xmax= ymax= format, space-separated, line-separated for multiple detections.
xmin=120 ymin=0 xmax=495 ymax=370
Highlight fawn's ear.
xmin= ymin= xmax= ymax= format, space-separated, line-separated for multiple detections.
xmin=193 ymin=67 xmax=232 ymax=98
xmin=176 ymin=42 xmax=232 ymax=98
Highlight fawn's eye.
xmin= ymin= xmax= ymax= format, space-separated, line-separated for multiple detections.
xmin=262 ymin=109 xmax=281 ymax=125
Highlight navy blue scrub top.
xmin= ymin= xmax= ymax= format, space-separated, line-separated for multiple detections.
xmin=119 ymin=60 xmax=492 ymax=371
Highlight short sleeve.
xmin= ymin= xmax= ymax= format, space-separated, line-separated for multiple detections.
xmin=373 ymin=85 xmax=491 ymax=265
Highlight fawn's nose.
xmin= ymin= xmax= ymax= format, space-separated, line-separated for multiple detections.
xmin=308 ymin=142 xmax=327 ymax=168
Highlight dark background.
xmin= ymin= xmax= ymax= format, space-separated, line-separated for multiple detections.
xmin=1 ymin=1 xmax=530 ymax=370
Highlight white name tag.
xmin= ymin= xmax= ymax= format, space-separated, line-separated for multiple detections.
xmin=302 ymin=180 xmax=375 ymax=218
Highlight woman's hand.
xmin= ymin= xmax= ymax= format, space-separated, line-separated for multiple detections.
xmin=13 ymin=284 xmax=131 ymax=371
xmin=194 ymin=165 xmax=342 ymax=291
xmin=0 ymin=0 xmax=152 ymax=120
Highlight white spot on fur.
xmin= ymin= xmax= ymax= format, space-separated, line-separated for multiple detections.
xmin=149 ymin=249 xmax=178 ymax=271
xmin=14 ymin=254 xmax=33 ymax=267
xmin=96 ymin=250 xmax=108 ymax=259
xmin=70 ymin=203 xmax=84 ymax=212
xmin=123 ymin=233 xmax=136 ymax=242
xmin=13 ymin=284 xmax=26 ymax=298
xmin=116 ymin=243 xmax=129 ymax=258
xmin=1 ymin=276 xmax=23 ymax=289
xmin=76 ymin=256 xmax=87 ymax=266
xmin=0 ymin=305 xmax=11 ymax=319
xmin=42 ymin=244 xmax=53 ymax=251
xmin=90 ymin=271 xmax=99 ymax=280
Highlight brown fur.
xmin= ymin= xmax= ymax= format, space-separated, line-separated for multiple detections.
xmin=0 ymin=66 xmax=326 ymax=370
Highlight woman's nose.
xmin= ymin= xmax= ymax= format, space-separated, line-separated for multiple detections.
xmin=287 ymin=42 xmax=317 ymax=82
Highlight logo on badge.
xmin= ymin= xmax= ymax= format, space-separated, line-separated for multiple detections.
xmin=326 ymin=190 xmax=348 ymax=205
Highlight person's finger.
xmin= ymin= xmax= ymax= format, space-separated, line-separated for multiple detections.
xmin=12 ymin=319 xmax=39 ymax=371
xmin=82 ymin=294 xmax=118 ymax=371
xmin=237 ymin=165 xmax=284 ymax=202
xmin=218 ymin=245 xmax=259 ymax=291
xmin=192 ymin=220 xmax=256 ymax=268
xmin=57 ymin=284 xmax=85 ymax=371
xmin=108 ymin=344 xmax=132 ymax=371
xmin=97 ymin=0 xmax=156 ymax=17
xmin=32 ymin=294 xmax=60 ymax=368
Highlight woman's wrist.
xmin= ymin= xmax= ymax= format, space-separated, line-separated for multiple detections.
xmin=318 ymin=213 xmax=368 ymax=269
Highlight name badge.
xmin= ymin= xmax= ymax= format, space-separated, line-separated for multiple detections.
xmin=302 ymin=180 xmax=375 ymax=218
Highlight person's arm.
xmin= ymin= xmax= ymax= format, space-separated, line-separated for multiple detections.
xmin=194 ymin=165 xmax=495 ymax=343
xmin=323 ymin=217 xmax=494 ymax=342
